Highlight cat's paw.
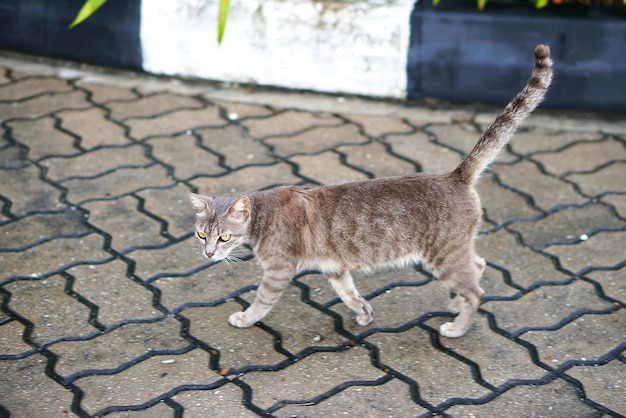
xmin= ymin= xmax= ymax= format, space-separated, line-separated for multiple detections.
xmin=228 ymin=311 xmax=256 ymax=328
xmin=439 ymin=322 xmax=466 ymax=338
xmin=356 ymin=299 xmax=374 ymax=326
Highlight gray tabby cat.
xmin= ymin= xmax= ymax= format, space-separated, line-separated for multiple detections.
xmin=189 ymin=45 xmax=553 ymax=338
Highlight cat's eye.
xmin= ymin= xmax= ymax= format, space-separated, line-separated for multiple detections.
xmin=197 ymin=231 xmax=207 ymax=240
xmin=218 ymin=234 xmax=231 ymax=242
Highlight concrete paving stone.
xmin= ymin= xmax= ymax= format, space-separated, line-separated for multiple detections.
xmin=296 ymin=268 xmax=429 ymax=308
xmin=586 ymin=267 xmax=626 ymax=304
xmin=43 ymin=145 xmax=150 ymax=181
xmin=366 ymin=327 xmax=492 ymax=406
xmin=66 ymin=260 xmax=162 ymax=326
xmin=0 ymin=67 xmax=9 ymax=84
xmin=265 ymin=123 xmax=368 ymax=157
xmin=76 ymin=80 xmax=139 ymax=103
xmin=0 ymin=165 xmax=65 ymax=215
xmin=49 ymin=317 xmax=188 ymax=378
xmin=481 ymin=280 xmax=615 ymax=335
xmin=566 ymin=162 xmax=626 ymax=196
xmin=290 ymin=151 xmax=369 ymax=185
xmin=147 ymin=133 xmax=227 ymax=180
xmin=2 ymin=275 xmax=99 ymax=344
xmin=426 ymin=314 xmax=548 ymax=387
xmin=190 ymin=162 xmax=300 ymax=196
xmin=104 ymin=400 xmax=177 ymax=417
xmin=171 ymin=384 xmax=256 ymax=418
xmin=82 ymin=195 xmax=168 ymax=252
xmin=330 ymin=281 xmax=451 ymax=335
xmin=336 ymin=141 xmax=416 ymax=178
xmin=74 ymin=348 xmax=222 ymax=416
xmin=277 ymin=376 xmax=429 ymax=417
xmin=0 ymin=141 xmax=26 ymax=168
xmin=0 ymin=211 xmax=90 ymax=250
xmin=106 ymin=93 xmax=204 ymax=120
xmin=125 ymin=106 xmax=227 ymax=140
xmin=239 ymin=346 xmax=385 ymax=410
xmin=601 ymin=193 xmax=626 ymax=218
xmin=491 ymin=159 xmax=588 ymax=210
xmin=153 ymin=257 xmax=260 ymax=311
xmin=0 ymin=90 xmax=91 ymax=120
xmin=520 ymin=309 xmax=625 ymax=367
xmin=0 ymin=319 xmax=32 ymax=356
xmin=58 ymin=107 xmax=131 ymax=149
xmin=183 ymin=303 xmax=289 ymax=369
xmin=405 ymin=106 xmax=475 ymax=125
xmin=342 ymin=113 xmax=415 ymax=138
xmin=507 ymin=203 xmax=625 ymax=249
xmin=444 ymin=378 xmax=596 ymax=418
xmin=384 ymin=130 xmax=464 ymax=174
xmin=241 ymin=109 xmax=343 ymax=139
xmin=532 ymin=137 xmax=626 ymax=176
xmin=479 ymin=264 xmax=524 ymax=299
xmin=136 ymin=183 xmax=196 ymax=238
xmin=428 ymin=123 xmax=514 ymax=165
xmin=1 ymin=234 xmax=110 ymax=280
xmin=475 ymin=111 xmax=626 ymax=136
xmin=7 ymin=117 xmax=78 ymax=160
xmin=544 ymin=230 xmax=626 ymax=275
xmin=237 ymin=285 xmax=347 ymax=355
xmin=196 ymin=125 xmax=275 ymax=168
xmin=0 ymin=353 xmax=80 ymax=418
xmin=565 ymin=358 xmax=626 ymax=414
xmin=0 ymin=77 xmax=72 ymax=101
xmin=63 ymin=164 xmax=174 ymax=203
xmin=475 ymin=173 xmax=542 ymax=226
xmin=127 ymin=237 xmax=207 ymax=281
xmin=211 ymin=99 xmax=274 ymax=119
xmin=507 ymin=128 xmax=604 ymax=155
xmin=476 ymin=229 xmax=571 ymax=289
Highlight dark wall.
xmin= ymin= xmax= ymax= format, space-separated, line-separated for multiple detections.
xmin=0 ymin=0 xmax=142 ymax=70
xmin=408 ymin=1 xmax=626 ymax=112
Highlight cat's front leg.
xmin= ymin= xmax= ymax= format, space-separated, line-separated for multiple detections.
xmin=328 ymin=270 xmax=373 ymax=326
xmin=229 ymin=265 xmax=294 ymax=328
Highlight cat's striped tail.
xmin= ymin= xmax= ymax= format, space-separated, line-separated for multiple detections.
xmin=454 ymin=44 xmax=553 ymax=184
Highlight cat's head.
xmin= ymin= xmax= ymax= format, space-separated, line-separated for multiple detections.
xmin=188 ymin=192 xmax=251 ymax=261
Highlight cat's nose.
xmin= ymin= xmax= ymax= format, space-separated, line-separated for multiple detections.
xmin=205 ymin=252 xmax=214 ymax=259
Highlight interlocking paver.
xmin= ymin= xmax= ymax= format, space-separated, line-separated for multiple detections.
xmin=125 ymin=106 xmax=226 ymax=139
xmin=0 ymin=53 xmax=624 ymax=417
xmin=197 ymin=125 xmax=275 ymax=168
xmin=7 ymin=117 xmax=77 ymax=159
xmin=566 ymin=161 xmax=626 ymax=196
xmin=264 ymin=123 xmax=368 ymax=157
xmin=566 ymin=358 xmax=626 ymax=414
xmin=241 ymin=109 xmax=342 ymax=138
xmin=58 ymin=107 xmax=130 ymax=148
xmin=106 ymin=93 xmax=203 ymax=120
xmin=0 ymin=90 xmax=91 ymax=119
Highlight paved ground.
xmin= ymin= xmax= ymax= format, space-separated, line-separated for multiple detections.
xmin=0 ymin=53 xmax=625 ymax=418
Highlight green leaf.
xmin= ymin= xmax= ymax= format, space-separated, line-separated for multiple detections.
xmin=477 ymin=0 xmax=487 ymax=10
xmin=217 ymin=0 xmax=230 ymax=44
xmin=433 ymin=0 xmax=441 ymax=6
xmin=69 ymin=0 xmax=108 ymax=28
xmin=534 ymin=0 xmax=550 ymax=9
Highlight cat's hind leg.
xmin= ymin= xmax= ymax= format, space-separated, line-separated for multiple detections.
xmin=327 ymin=270 xmax=373 ymax=326
xmin=437 ymin=257 xmax=485 ymax=338
xmin=229 ymin=263 xmax=295 ymax=328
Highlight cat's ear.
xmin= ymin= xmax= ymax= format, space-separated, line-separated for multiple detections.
xmin=226 ymin=195 xmax=251 ymax=222
xmin=188 ymin=192 xmax=212 ymax=217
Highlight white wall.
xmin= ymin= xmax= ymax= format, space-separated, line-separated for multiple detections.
xmin=140 ymin=0 xmax=414 ymax=98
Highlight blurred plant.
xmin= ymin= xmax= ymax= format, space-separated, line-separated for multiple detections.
xmin=69 ymin=0 xmax=231 ymax=44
